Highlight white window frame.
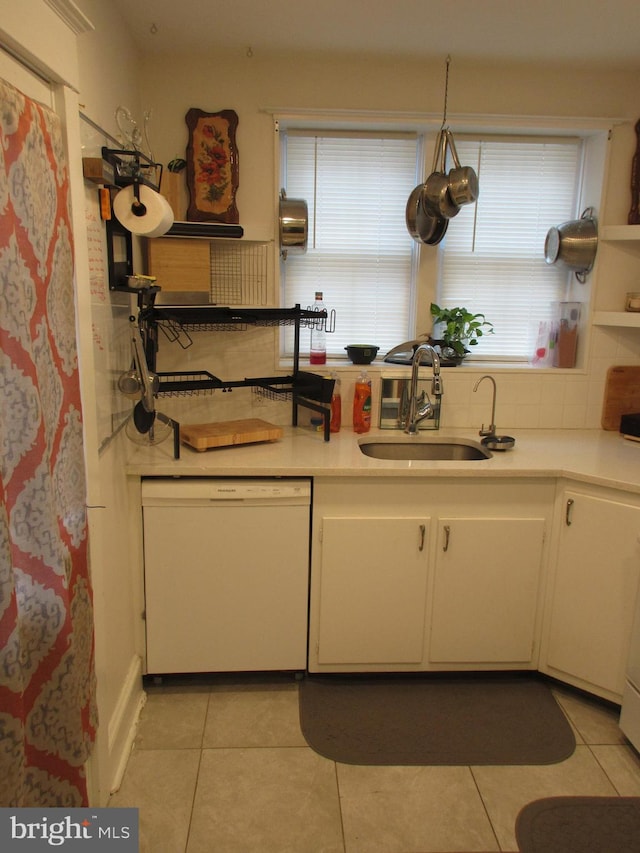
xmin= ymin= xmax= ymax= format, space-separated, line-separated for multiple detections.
xmin=279 ymin=127 xmax=421 ymax=360
xmin=437 ymin=133 xmax=586 ymax=363
xmin=273 ymin=111 xmax=613 ymax=369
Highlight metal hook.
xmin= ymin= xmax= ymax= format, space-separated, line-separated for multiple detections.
xmin=441 ymin=55 xmax=451 ymax=130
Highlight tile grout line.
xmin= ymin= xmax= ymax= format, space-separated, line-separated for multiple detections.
xmin=332 ymin=760 xmax=348 ymax=853
xmin=183 ymin=687 xmax=214 ymax=853
xmin=467 ymin=765 xmax=502 ymax=852
xmin=586 ymin=742 xmax=626 ymax=796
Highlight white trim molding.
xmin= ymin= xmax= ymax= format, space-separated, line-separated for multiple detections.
xmin=44 ymin=0 xmax=94 ymax=35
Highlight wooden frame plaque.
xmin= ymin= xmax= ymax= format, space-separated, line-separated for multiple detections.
xmin=185 ymin=108 xmax=239 ymax=224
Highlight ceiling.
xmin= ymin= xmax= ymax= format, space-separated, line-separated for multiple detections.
xmin=112 ymin=0 xmax=640 ymax=68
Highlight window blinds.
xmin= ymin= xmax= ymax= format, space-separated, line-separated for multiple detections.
xmin=439 ymin=138 xmax=583 ymax=359
xmin=281 ymin=132 xmax=419 ymax=357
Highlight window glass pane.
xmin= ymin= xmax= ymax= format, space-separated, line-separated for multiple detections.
xmin=439 ymin=138 xmax=583 ymax=359
xmin=281 ymin=132 xmax=418 ymax=357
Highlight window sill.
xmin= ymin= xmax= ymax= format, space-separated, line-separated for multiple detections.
xmin=281 ymin=358 xmax=587 ymax=375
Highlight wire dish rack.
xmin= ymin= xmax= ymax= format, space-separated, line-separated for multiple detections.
xmin=155 ymin=369 xmax=334 ymax=405
xmin=140 ymin=304 xmax=336 ymax=442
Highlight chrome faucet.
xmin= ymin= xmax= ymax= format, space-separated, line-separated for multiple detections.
xmin=473 ymin=374 xmax=497 ymax=438
xmin=404 ymin=343 xmax=443 ymax=435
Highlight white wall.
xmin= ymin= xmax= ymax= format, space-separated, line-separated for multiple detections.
xmin=72 ymin=0 xmax=148 ymax=805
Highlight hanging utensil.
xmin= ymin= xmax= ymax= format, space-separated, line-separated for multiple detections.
xmin=117 ymin=360 xmax=143 ymax=399
xmin=446 ymin=129 xmax=479 ymax=206
xmin=130 ymin=319 xmax=158 ymax=413
xmin=127 ymin=316 xmax=160 ymax=433
xmin=133 ymin=400 xmax=156 ymax=433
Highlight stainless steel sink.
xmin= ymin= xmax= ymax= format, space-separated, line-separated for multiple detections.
xmin=358 ymin=436 xmax=492 ymax=461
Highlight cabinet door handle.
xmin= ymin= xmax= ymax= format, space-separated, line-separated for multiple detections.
xmin=418 ymin=524 xmax=426 ymax=551
xmin=565 ymin=498 xmax=574 ymax=526
xmin=443 ymin=524 xmax=451 ymax=552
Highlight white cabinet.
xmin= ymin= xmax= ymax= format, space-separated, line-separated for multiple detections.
xmin=315 ymin=516 xmax=430 ymax=665
xmin=308 ymin=478 xmax=553 ymax=673
xmin=429 ymin=518 xmax=545 ymax=665
xmin=541 ymin=486 xmax=640 ymax=700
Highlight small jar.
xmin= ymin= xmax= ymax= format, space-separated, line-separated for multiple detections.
xmin=626 ymin=292 xmax=640 ymax=312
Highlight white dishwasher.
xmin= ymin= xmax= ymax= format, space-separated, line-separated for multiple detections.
xmin=141 ymin=478 xmax=311 ymax=674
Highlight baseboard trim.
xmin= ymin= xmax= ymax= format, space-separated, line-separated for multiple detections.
xmin=107 ymin=654 xmax=146 ymax=796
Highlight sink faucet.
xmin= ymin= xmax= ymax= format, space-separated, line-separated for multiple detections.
xmin=473 ymin=374 xmax=497 ymax=438
xmin=404 ymin=343 xmax=443 ymax=435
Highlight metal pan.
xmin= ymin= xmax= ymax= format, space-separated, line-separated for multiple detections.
xmin=406 ymin=183 xmax=449 ymax=244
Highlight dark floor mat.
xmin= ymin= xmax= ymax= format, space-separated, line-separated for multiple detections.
xmin=299 ymin=673 xmax=576 ymax=765
xmin=516 ymin=796 xmax=640 ymax=852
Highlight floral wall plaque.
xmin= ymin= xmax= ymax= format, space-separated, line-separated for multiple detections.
xmin=186 ymin=108 xmax=239 ymax=223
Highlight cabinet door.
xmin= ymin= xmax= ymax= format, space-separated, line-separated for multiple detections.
xmin=545 ymin=491 xmax=640 ymax=696
xmin=429 ymin=518 xmax=545 ymax=664
xmin=315 ymin=517 xmax=430 ymax=665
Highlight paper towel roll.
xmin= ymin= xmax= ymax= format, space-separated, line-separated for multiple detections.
xmin=113 ymin=184 xmax=174 ymax=238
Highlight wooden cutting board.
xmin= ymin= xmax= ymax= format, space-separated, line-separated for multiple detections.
xmin=601 ymin=366 xmax=640 ymax=430
xmin=180 ymin=418 xmax=283 ymax=451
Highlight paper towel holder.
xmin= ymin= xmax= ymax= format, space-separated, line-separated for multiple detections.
xmin=101 ymin=148 xmax=167 ymax=291
xmin=101 ymin=146 xmax=163 ymax=193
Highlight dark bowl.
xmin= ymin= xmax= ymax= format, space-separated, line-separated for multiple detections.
xmin=345 ymin=344 xmax=379 ymax=364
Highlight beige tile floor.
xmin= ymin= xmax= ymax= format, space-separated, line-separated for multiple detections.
xmin=109 ymin=674 xmax=640 ymax=853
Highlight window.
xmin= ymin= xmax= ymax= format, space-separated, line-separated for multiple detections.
xmin=280 ymin=130 xmax=419 ymax=358
xmin=439 ymin=136 xmax=584 ymax=360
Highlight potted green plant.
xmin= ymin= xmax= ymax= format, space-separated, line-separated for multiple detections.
xmin=429 ymin=303 xmax=494 ymax=363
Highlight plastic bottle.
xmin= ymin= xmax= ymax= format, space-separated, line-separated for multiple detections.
xmin=352 ymin=370 xmax=372 ymax=434
xmin=310 ymin=291 xmax=327 ymax=365
xmin=330 ymin=374 xmax=342 ymax=433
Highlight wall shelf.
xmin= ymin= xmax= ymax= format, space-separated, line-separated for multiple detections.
xmin=601 ymin=225 xmax=640 ymax=242
xmin=593 ymin=311 xmax=640 ymax=328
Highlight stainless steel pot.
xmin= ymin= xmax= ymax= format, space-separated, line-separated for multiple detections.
xmin=422 ymin=130 xmax=459 ymax=219
xmin=279 ymin=189 xmax=308 ymax=259
xmin=544 ymin=207 xmax=598 ymax=282
xmin=446 ymin=130 xmax=479 ymax=206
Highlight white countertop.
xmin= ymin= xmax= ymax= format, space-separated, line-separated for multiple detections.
xmin=125 ymin=426 xmax=640 ymax=494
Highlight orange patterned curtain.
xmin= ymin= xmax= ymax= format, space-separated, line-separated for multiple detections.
xmin=0 ymin=78 xmax=97 ymax=805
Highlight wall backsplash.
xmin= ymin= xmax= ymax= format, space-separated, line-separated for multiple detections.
xmin=146 ymin=320 xmax=640 ymax=433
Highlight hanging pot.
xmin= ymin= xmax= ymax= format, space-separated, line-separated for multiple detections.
xmin=279 ymin=189 xmax=308 ymax=259
xmin=422 ymin=130 xmax=459 ymax=220
xmin=406 ymin=182 xmax=449 ymax=245
xmin=544 ymin=207 xmax=598 ymax=282
xmin=445 ymin=130 xmax=479 ymax=206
